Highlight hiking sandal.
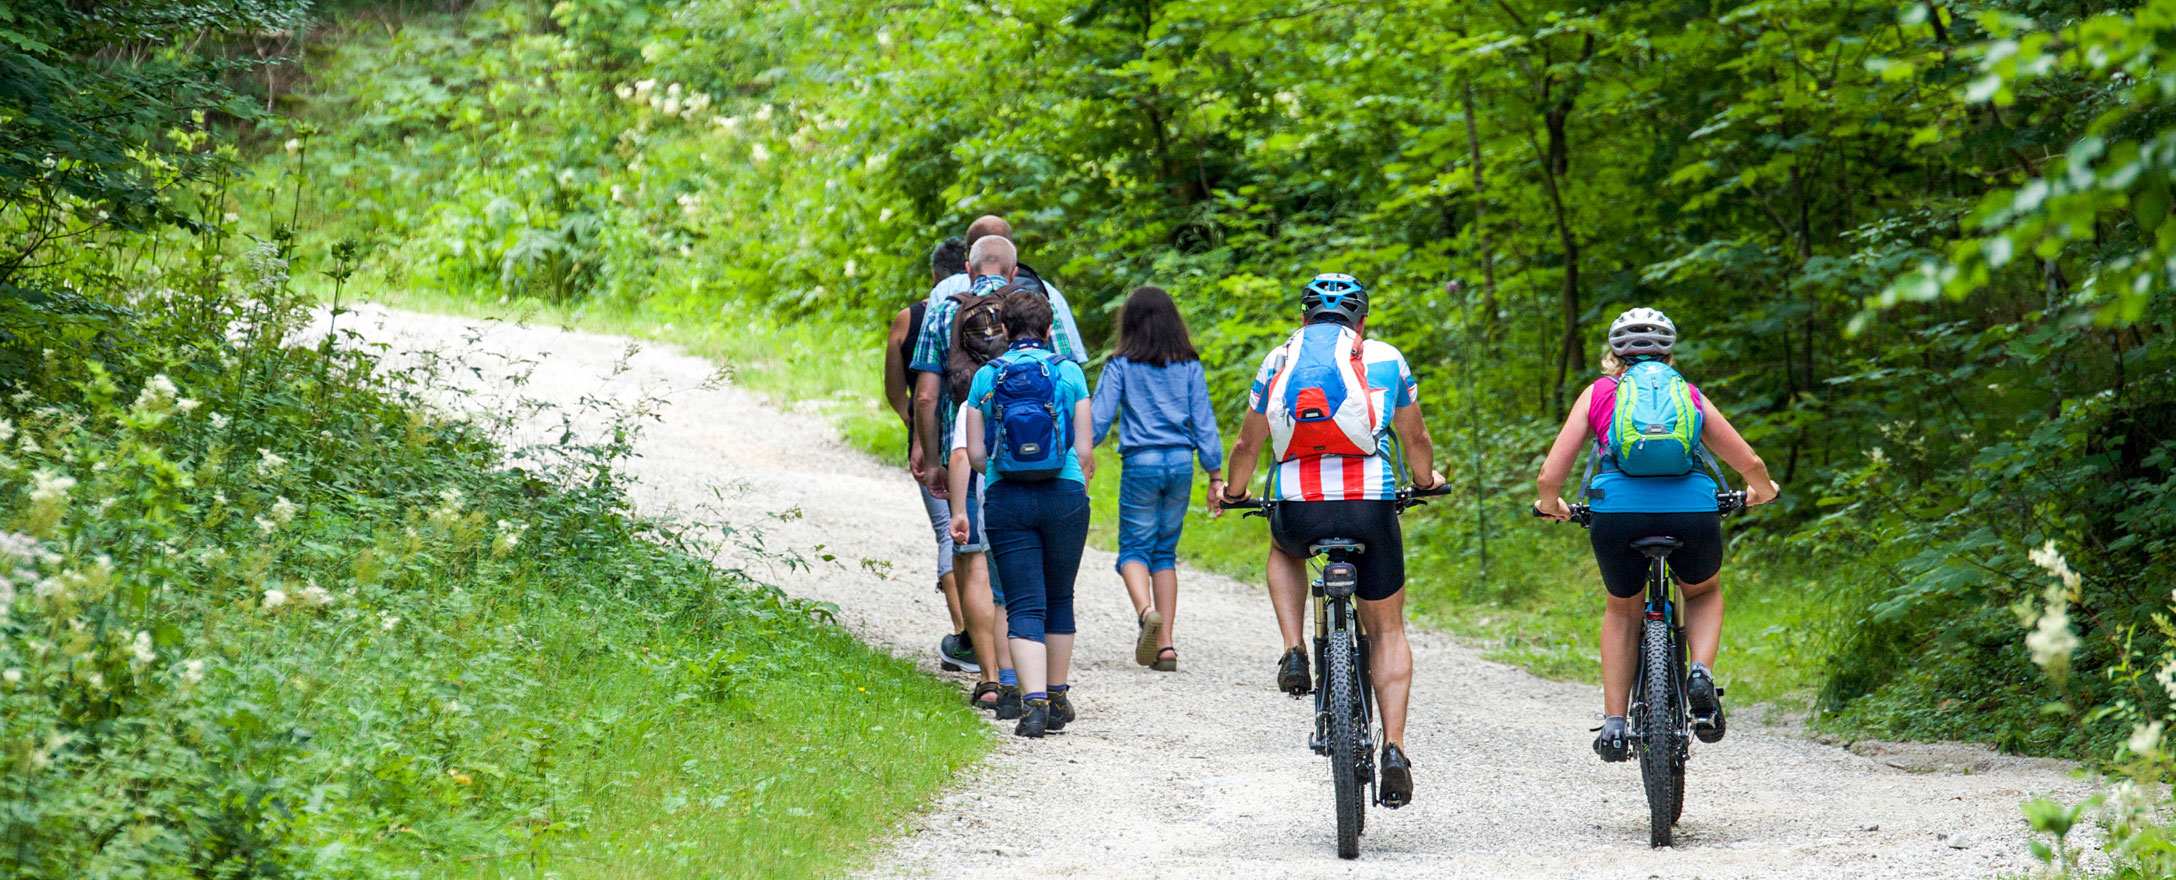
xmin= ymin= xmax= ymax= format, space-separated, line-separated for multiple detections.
xmin=970 ymin=681 xmax=1001 ymax=711
xmin=1134 ymin=609 xmax=1163 ymax=667
xmin=1152 ymin=646 xmax=1178 ymax=672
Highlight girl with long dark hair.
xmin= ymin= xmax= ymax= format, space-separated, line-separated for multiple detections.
xmin=1090 ymin=286 xmax=1224 ymax=671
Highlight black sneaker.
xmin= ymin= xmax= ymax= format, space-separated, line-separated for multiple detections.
xmin=1593 ymin=715 xmax=1631 ymax=762
xmin=1015 ymin=698 xmax=1050 ymax=738
xmin=1276 ymin=647 xmax=1311 ymax=697
xmin=1688 ymin=665 xmax=1727 ymax=743
xmin=938 ymin=631 xmax=979 ymax=674
xmin=1379 ymin=744 xmax=1414 ymax=809
xmin=995 ymin=685 xmax=1023 ymax=720
xmin=1047 ymin=691 xmax=1075 ymax=732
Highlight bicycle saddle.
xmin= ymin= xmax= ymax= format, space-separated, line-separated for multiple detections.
xmin=1630 ymin=536 xmax=1682 ymax=559
xmin=1309 ymin=539 xmax=1367 ymax=556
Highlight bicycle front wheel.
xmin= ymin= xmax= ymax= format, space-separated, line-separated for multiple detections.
xmin=1639 ymin=618 xmax=1681 ymax=848
xmin=1325 ymin=625 xmax=1365 ymax=860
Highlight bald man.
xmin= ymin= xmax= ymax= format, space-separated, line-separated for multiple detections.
xmin=924 ymin=215 xmax=1086 ymax=363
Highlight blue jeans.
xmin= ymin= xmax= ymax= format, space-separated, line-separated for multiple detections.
xmin=1116 ymin=447 xmax=1194 ymax=574
xmin=986 ymin=479 xmax=1090 ymax=643
xmin=917 ymin=482 xmax=955 ymax=581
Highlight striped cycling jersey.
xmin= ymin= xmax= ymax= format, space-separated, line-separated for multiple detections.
xmin=1248 ymin=334 xmax=1418 ymax=501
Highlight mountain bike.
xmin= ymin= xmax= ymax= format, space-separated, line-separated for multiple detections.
xmin=1225 ymin=485 xmax=1450 ymax=860
xmin=1534 ymin=489 xmax=1745 ymax=848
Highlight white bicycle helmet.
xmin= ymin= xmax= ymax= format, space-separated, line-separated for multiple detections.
xmin=1607 ymin=307 xmax=1677 ymax=356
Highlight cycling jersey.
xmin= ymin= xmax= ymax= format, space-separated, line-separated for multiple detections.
xmin=1584 ymin=375 xmax=1719 ymax=513
xmin=1248 ymin=335 xmax=1416 ymax=502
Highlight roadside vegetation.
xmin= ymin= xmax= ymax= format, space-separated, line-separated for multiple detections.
xmin=190 ymin=0 xmax=2176 ymax=875
xmin=0 ymin=4 xmax=982 ymax=878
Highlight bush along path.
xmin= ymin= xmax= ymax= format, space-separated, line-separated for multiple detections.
xmin=343 ymin=303 xmax=2102 ymax=879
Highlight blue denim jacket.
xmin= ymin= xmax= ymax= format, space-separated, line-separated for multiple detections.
xmin=1090 ymin=356 xmax=1224 ymax=473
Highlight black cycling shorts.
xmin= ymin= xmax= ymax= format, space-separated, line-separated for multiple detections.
xmin=1268 ymin=500 xmax=1405 ymax=602
xmin=1588 ymin=511 xmax=1724 ymax=599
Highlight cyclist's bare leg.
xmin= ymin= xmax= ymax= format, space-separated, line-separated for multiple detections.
xmin=1679 ymin=574 xmax=1723 ymax=668
xmin=1599 ymin=592 xmax=1643 ymax=716
xmin=1118 ymin=562 xmax=1153 ymax=618
xmin=1268 ymin=546 xmax=1308 ymax=650
xmin=956 ymin=553 xmax=998 ymax=685
xmin=1046 ymin=633 xmax=1074 ymax=688
xmin=940 ymin=570 xmax=964 ymax=633
xmin=1152 ymin=568 xmax=1178 ymax=648
xmin=1357 ymin=591 xmax=1413 ymax=747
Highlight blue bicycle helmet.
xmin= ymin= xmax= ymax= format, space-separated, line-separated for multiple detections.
xmin=1301 ymin=273 xmax=1369 ymax=324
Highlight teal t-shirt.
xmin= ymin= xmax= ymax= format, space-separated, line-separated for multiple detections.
xmin=968 ymin=344 xmax=1090 ymax=486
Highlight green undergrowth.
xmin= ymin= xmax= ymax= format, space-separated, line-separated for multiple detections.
xmin=2 ymin=256 xmax=982 ymax=878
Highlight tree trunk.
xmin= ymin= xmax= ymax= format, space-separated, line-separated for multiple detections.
xmin=1461 ymin=77 xmax=1499 ymax=335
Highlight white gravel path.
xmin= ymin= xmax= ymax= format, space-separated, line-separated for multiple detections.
xmin=338 ymin=304 xmax=2103 ymax=880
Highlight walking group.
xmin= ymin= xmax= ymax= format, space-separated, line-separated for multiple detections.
xmin=882 ymin=213 xmax=1782 ymax=813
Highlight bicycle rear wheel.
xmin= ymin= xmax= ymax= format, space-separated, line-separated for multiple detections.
xmin=1639 ymin=618 xmax=1681 ymax=848
xmin=1326 ymin=625 xmax=1365 ymax=860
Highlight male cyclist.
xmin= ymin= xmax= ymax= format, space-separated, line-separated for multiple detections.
xmin=1211 ymin=273 xmax=1444 ymax=809
xmin=1532 ymin=308 xmax=1779 ymax=761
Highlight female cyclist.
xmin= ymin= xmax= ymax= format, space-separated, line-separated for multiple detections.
xmin=1532 ymin=308 xmax=1779 ymax=762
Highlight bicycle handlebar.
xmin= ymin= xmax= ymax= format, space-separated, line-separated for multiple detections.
xmin=1532 ymin=490 xmax=1747 ymax=528
xmin=1219 ymin=484 xmax=1456 ymax=519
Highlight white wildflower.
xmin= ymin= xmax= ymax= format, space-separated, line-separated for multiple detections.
xmin=755 ymin=103 xmax=773 ymax=122
xmin=1 ymin=669 xmax=18 ymax=686
xmin=633 ymin=79 xmax=655 ymax=98
xmin=30 ymin=471 xmax=75 ymax=506
xmin=256 ymin=448 xmax=288 ymax=475
xmin=255 ymin=515 xmax=278 ymax=535
xmin=2128 ymin=721 xmax=2165 ymax=757
xmin=676 ymin=192 xmax=700 ymax=216
xmin=380 ymin=614 xmax=400 ymax=632
xmin=222 ymin=212 xmax=238 ymax=224
xmin=876 ymin=29 xmax=893 ymax=47
xmin=611 ymin=184 xmax=627 ymax=204
xmin=299 ymin=583 xmax=334 ymax=608
xmin=175 ymin=398 xmax=199 ymax=414
xmin=261 ymin=588 xmax=288 ymax=610
xmin=2158 ymin=658 xmax=2176 ymax=704
xmin=666 ymin=82 xmax=681 ymax=98
xmin=1866 ymin=446 xmax=1887 ymax=465
xmin=492 ymin=519 xmax=525 ymax=557
xmin=843 ymin=259 xmax=858 ymax=278
xmin=269 ymin=496 xmax=298 ymax=526
xmin=615 ymin=83 xmax=634 ymax=100
xmin=208 ymin=412 xmax=229 ymax=431
xmin=878 ymin=207 xmax=893 ymax=223
xmin=2024 ymin=583 xmax=2080 ymax=676
xmin=750 ymin=143 xmax=770 ymax=164
xmin=556 ymin=168 xmax=576 ymax=187
xmin=130 ymin=630 xmax=154 ymax=665
xmin=660 ymin=97 xmax=681 ymax=116
xmin=713 ymin=115 xmax=740 ymax=131
xmin=132 ymin=374 xmax=179 ymax=412
xmin=2029 ymin=540 xmax=2083 ymax=594
xmin=0 ymin=418 xmax=12 ymax=443
xmin=181 ymin=659 xmax=205 ymax=686
xmin=284 ymin=138 xmax=302 ymax=154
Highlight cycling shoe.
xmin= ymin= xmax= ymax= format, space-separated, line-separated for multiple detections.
xmin=1593 ymin=715 xmax=1631 ymax=762
xmin=1379 ymin=744 xmax=1414 ymax=808
xmin=1688 ymin=664 xmax=1727 ymax=743
xmin=1277 ymin=647 xmax=1311 ymax=697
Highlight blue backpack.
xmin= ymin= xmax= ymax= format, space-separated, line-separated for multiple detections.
xmin=983 ymin=348 xmax=1068 ymax=481
xmin=1603 ymin=359 xmax=1706 ymax=476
